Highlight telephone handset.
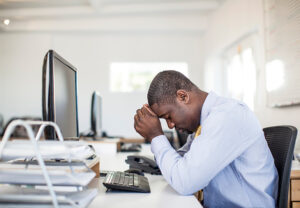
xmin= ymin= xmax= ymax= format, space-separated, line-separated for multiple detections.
xmin=125 ymin=155 xmax=161 ymax=175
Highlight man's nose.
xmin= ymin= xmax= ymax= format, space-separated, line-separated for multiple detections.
xmin=167 ymin=120 xmax=175 ymax=129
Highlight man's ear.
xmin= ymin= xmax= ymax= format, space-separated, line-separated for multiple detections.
xmin=176 ymin=89 xmax=190 ymax=104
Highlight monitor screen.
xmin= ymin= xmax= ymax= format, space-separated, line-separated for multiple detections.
xmin=91 ymin=91 xmax=102 ymax=138
xmin=42 ymin=50 xmax=79 ymax=139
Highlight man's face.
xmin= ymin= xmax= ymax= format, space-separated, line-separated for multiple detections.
xmin=150 ymin=100 xmax=198 ymax=134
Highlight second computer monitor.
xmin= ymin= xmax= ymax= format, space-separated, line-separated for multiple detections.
xmin=91 ymin=91 xmax=102 ymax=138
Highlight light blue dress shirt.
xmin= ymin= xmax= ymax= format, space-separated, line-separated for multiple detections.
xmin=151 ymin=92 xmax=278 ymax=208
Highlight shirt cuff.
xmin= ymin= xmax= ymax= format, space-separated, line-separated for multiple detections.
xmin=151 ymin=135 xmax=172 ymax=155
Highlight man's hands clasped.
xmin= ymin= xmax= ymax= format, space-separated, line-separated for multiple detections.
xmin=134 ymin=104 xmax=163 ymax=143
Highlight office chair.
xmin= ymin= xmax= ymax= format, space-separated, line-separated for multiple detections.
xmin=1 ymin=116 xmax=41 ymax=137
xmin=263 ymin=125 xmax=298 ymax=208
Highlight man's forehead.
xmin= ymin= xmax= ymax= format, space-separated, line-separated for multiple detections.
xmin=150 ymin=103 xmax=173 ymax=116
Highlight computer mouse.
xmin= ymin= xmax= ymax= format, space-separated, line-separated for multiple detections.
xmin=124 ymin=168 xmax=144 ymax=176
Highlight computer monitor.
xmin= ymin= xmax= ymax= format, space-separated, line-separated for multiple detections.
xmin=42 ymin=50 xmax=79 ymax=140
xmin=91 ymin=91 xmax=102 ymax=138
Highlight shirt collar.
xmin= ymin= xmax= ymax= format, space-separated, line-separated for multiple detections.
xmin=200 ymin=91 xmax=218 ymax=125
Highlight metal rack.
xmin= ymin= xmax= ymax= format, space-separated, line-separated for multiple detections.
xmin=0 ymin=120 xmax=79 ymax=208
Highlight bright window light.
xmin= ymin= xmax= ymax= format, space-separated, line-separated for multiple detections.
xmin=3 ymin=19 xmax=10 ymax=25
xmin=227 ymin=54 xmax=243 ymax=98
xmin=226 ymin=48 xmax=256 ymax=110
xmin=242 ymin=48 xmax=256 ymax=110
xmin=266 ymin=59 xmax=285 ymax=92
xmin=110 ymin=62 xmax=188 ymax=92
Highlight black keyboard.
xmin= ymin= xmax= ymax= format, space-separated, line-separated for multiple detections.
xmin=103 ymin=171 xmax=150 ymax=193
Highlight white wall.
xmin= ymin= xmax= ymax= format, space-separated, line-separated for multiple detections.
xmin=0 ymin=33 xmax=51 ymax=120
xmin=202 ymin=0 xmax=300 ymax=150
xmin=0 ymin=31 xmax=203 ymax=137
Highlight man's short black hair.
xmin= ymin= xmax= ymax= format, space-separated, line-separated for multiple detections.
xmin=147 ymin=70 xmax=197 ymax=106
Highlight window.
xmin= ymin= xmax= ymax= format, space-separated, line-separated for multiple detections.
xmin=110 ymin=62 xmax=188 ymax=92
xmin=265 ymin=59 xmax=285 ymax=92
xmin=224 ymin=42 xmax=257 ymax=110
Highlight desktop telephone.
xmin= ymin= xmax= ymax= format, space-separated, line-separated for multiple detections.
xmin=125 ymin=155 xmax=161 ymax=175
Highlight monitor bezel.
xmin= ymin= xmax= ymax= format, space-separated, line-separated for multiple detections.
xmin=42 ymin=49 xmax=79 ymax=139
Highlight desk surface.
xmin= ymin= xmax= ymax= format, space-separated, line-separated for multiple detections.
xmin=88 ymin=144 xmax=202 ymax=208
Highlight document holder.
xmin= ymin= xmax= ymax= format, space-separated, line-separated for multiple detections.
xmin=0 ymin=119 xmax=97 ymax=208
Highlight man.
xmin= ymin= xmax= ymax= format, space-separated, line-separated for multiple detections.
xmin=134 ymin=70 xmax=278 ymax=207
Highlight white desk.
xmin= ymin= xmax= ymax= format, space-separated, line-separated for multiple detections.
xmin=88 ymin=144 xmax=202 ymax=208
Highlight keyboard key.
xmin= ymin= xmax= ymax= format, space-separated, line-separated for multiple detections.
xmin=124 ymin=176 xmax=129 ymax=186
xmin=106 ymin=172 xmax=113 ymax=183
xmin=119 ymin=175 xmax=125 ymax=184
xmin=129 ymin=177 xmax=133 ymax=186
xmin=134 ymin=175 xmax=139 ymax=187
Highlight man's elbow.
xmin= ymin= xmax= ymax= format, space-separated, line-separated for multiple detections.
xmin=176 ymin=189 xmax=193 ymax=196
xmin=172 ymin=184 xmax=195 ymax=196
xmin=171 ymin=178 xmax=206 ymax=196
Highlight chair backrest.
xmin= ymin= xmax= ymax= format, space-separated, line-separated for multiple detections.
xmin=263 ymin=126 xmax=298 ymax=208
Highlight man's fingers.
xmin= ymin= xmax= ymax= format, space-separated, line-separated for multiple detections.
xmin=134 ymin=113 xmax=145 ymax=126
xmin=136 ymin=109 xmax=144 ymax=118
xmin=133 ymin=115 xmax=137 ymax=125
xmin=134 ymin=115 xmax=141 ymax=131
xmin=134 ymin=114 xmax=140 ymax=124
xmin=141 ymin=108 xmax=148 ymax=116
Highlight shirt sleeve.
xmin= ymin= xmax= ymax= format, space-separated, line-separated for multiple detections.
xmin=151 ymin=106 xmax=262 ymax=195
